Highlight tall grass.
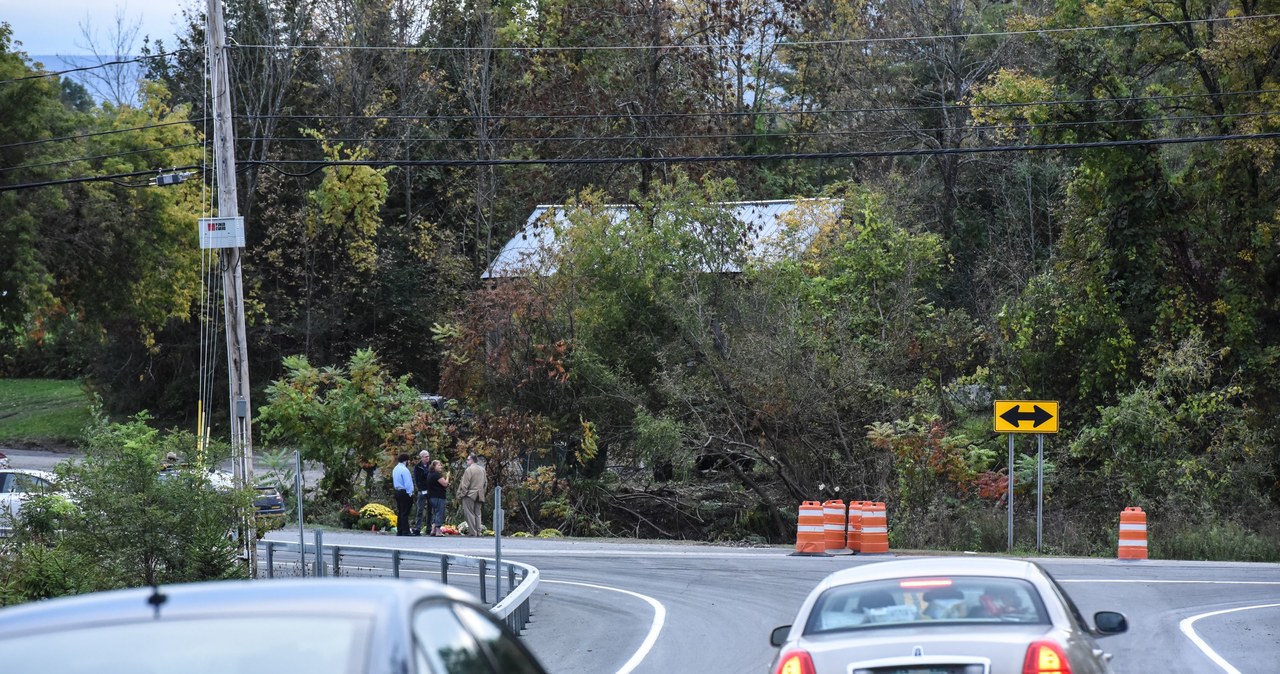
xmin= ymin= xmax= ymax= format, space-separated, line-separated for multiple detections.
xmin=0 ymin=379 xmax=93 ymax=447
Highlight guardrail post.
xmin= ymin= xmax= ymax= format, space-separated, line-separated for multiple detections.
xmin=314 ymin=529 xmax=325 ymax=577
xmin=331 ymin=545 xmax=340 ymax=576
xmin=265 ymin=542 xmax=275 ymax=578
xmin=478 ymin=558 xmax=488 ymax=603
xmin=507 ymin=565 xmax=516 ymax=601
xmin=440 ymin=556 xmax=449 ymax=585
xmin=392 ymin=549 xmax=401 ymax=578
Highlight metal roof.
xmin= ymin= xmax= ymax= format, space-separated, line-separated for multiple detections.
xmin=480 ymin=198 xmax=842 ymax=279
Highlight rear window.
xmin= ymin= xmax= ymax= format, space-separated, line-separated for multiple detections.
xmin=0 ymin=615 xmax=369 ymax=673
xmin=805 ymin=576 xmax=1048 ymax=635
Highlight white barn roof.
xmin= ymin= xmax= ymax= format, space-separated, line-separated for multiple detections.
xmin=481 ymin=198 xmax=841 ymax=279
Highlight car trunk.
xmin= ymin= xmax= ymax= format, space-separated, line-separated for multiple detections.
xmin=807 ymin=623 xmax=1051 ymax=673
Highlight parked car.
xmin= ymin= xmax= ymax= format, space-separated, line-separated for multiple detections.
xmin=158 ymin=466 xmax=286 ymax=525
xmin=0 ymin=468 xmax=59 ymax=532
xmin=769 ymin=556 xmax=1127 ymax=674
xmin=0 ymin=577 xmax=548 ymax=674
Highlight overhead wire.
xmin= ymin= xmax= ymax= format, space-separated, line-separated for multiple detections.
xmin=0 ymin=119 xmax=209 ymax=151
xmin=235 ymin=110 xmax=1280 ymax=146
xmin=228 ymin=13 xmax=1280 ymax=53
xmin=0 ymin=165 xmax=202 ymax=193
xmin=0 ymin=142 xmax=205 ymax=174
xmin=0 ymin=49 xmax=192 ymax=85
xmin=233 ymin=88 xmax=1280 ymax=124
xmin=242 ymin=130 xmax=1280 ymax=174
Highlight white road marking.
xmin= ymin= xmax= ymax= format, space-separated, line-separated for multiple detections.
xmin=1178 ymin=603 xmax=1280 ymax=674
xmin=543 ymin=579 xmax=666 ymax=674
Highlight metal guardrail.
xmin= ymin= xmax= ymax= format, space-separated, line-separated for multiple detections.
xmin=255 ymin=535 xmax=538 ymax=633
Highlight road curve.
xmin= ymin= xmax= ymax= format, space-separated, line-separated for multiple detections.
xmin=275 ymin=532 xmax=1280 ymax=674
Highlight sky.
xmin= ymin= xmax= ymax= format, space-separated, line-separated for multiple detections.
xmin=2 ymin=0 xmax=194 ymax=55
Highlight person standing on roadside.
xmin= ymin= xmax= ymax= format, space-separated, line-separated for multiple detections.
xmin=412 ymin=450 xmax=431 ymax=536
xmin=392 ymin=453 xmax=414 ymax=536
xmin=424 ymin=459 xmax=449 ymax=536
xmin=458 ymin=453 xmax=487 ymax=536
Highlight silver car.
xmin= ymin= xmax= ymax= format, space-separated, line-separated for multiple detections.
xmin=769 ymin=556 xmax=1127 ymax=674
xmin=0 ymin=577 xmax=547 ymax=674
xmin=0 ymin=468 xmax=58 ymax=526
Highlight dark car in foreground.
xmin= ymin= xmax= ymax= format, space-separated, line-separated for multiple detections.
xmin=770 ymin=556 xmax=1127 ymax=674
xmin=0 ymin=577 xmax=547 ymax=674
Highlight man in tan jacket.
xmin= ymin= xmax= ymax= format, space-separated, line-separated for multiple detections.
xmin=458 ymin=453 xmax=487 ymax=536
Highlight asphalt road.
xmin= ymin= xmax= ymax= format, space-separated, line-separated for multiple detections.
xmin=267 ymin=531 xmax=1280 ymax=674
xmin=16 ymin=446 xmax=1276 ymax=672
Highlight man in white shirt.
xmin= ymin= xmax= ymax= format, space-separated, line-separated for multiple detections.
xmin=392 ymin=453 xmax=414 ymax=536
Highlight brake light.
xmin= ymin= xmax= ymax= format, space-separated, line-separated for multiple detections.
xmin=1023 ymin=640 xmax=1072 ymax=674
xmin=900 ymin=578 xmax=953 ymax=589
xmin=775 ymin=650 xmax=816 ymax=674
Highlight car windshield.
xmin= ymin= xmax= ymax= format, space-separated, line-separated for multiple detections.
xmin=0 ymin=615 xmax=369 ymax=674
xmin=805 ymin=576 xmax=1049 ymax=635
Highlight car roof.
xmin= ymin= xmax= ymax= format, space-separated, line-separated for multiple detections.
xmin=817 ymin=556 xmax=1042 ymax=588
xmin=0 ymin=468 xmax=56 ymax=482
xmin=0 ymin=578 xmax=473 ymax=638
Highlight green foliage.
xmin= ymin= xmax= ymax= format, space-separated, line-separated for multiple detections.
xmin=0 ymin=412 xmax=249 ymax=604
xmin=1068 ymin=333 xmax=1271 ymax=516
xmin=258 ymin=348 xmax=423 ymax=501
xmin=1150 ymin=519 xmax=1280 ymax=563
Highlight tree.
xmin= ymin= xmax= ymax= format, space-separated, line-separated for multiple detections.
xmin=0 ymin=412 xmax=247 ymax=605
xmin=259 ymin=348 xmax=425 ymax=501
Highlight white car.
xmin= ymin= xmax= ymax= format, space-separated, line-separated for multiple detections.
xmin=0 ymin=468 xmax=59 ymax=532
xmin=769 ymin=556 xmax=1127 ymax=674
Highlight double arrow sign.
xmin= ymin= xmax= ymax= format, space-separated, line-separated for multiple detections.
xmin=993 ymin=400 xmax=1059 ymax=434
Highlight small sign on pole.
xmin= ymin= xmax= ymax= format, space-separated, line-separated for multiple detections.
xmin=198 ymin=216 xmax=245 ymax=249
xmin=994 ymin=400 xmax=1059 ymax=433
xmin=995 ymin=400 xmax=1060 ymax=553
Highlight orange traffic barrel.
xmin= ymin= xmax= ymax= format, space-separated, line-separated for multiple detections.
xmin=823 ymin=499 xmax=851 ymax=555
xmin=846 ymin=501 xmax=864 ymax=553
xmin=1118 ymin=507 xmax=1148 ymax=560
xmin=860 ymin=502 xmax=890 ymax=554
xmin=792 ymin=501 xmax=829 ymax=556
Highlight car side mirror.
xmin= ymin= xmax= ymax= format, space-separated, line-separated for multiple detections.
xmin=1093 ymin=611 xmax=1128 ymax=636
xmin=770 ymin=625 xmax=791 ymax=647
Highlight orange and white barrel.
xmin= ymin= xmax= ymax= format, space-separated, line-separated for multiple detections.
xmin=860 ymin=502 xmax=890 ymax=554
xmin=823 ymin=499 xmax=850 ymax=555
xmin=792 ymin=501 xmax=827 ymax=555
xmin=846 ymin=501 xmax=864 ymax=553
xmin=1118 ymin=507 xmax=1148 ymax=560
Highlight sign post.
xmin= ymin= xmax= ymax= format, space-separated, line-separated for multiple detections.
xmin=994 ymin=401 xmax=1060 ymax=553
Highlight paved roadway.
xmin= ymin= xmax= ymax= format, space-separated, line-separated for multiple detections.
xmin=11 ymin=450 xmax=1276 ymax=673
xmin=268 ymin=531 xmax=1280 ymax=674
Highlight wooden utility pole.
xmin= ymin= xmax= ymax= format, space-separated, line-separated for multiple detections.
xmin=207 ymin=0 xmax=256 ymax=572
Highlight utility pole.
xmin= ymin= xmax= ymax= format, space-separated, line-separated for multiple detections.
xmin=207 ymin=0 xmax=256 ymax=572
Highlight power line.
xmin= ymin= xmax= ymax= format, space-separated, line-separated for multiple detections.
xmin=243 ymin=131 xmax=1280 ymax=173
xmin=0 ymin=119 xmax=208 ymax=151
xmin=238 ymin=110 xmax=1279 ymax=146
xmin=0 ymin=165 xmax=202 ymax=193
xmin=0 ymin=49 xmax=193 ymax=86
xmin=0 ymin=142 xmax=205 ymax=174
xmin=235 ymin=88 xmax=1280 ymax=124
xmin=4 ymin=132 xmax=1273 ymax=193
xmin=229 ymin=13 xmax=1279 ymax=53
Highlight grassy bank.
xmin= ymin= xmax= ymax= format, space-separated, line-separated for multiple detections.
xmin=0 ymin=379 xmax=93 ymax=448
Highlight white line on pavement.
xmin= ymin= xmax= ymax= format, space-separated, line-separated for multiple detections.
xmin=1178 ymin=603 xmax=1280 ymax=674
xmin=542 ymin=579 xmax=667 ymax=674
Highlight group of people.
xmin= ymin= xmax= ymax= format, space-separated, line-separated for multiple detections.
xmin=391 ymin=451 xmax=488 ymax=537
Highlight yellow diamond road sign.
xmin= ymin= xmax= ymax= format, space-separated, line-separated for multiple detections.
xmin=994 ymin=400 xmax=1059 ymax=434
